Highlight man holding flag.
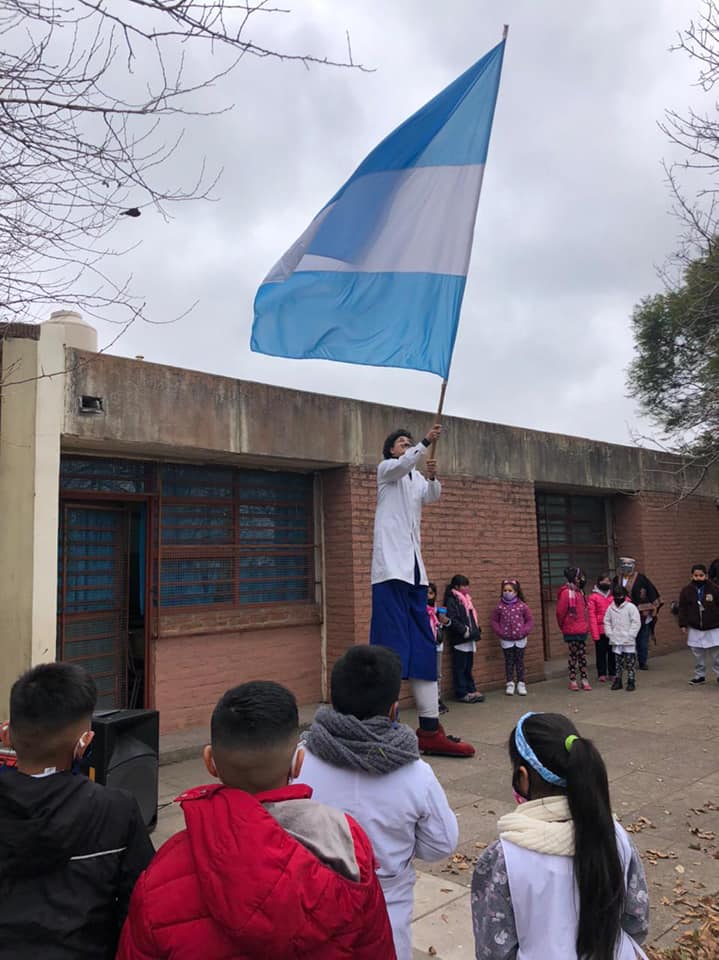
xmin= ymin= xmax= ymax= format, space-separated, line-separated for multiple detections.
xmin=251 ymin=29 xmax=508 ymax=755
xmin=371 ymin=423 xmax=475 ymax=757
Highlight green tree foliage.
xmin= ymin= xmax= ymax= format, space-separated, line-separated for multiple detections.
xmin=629 ymin=243 xmax=719 ymax=462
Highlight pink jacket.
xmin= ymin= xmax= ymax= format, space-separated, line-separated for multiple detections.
xmin=587 ymin=589 xmax=613 ymax=641
xmin=490 ymin=599 xmax=534 ymax=642
xmin=555 ymin=584 xmax=589 ymax=636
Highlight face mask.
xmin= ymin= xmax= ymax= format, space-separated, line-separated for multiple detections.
xmin=503 ymin=591 xmax=516 ymax=601
xmin=599 ymin=583 xmax=611 ymax=592
xmin=578 ymin=577 xmax=586 ymax=588
xmin=613 ymin=596 xmax=624 ymax=605
xmin=693 ymin=577 xmax=706 ymax=583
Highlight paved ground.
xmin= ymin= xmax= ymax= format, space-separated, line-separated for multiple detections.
xmin=154 ymin=648 xmax=719 ymax=959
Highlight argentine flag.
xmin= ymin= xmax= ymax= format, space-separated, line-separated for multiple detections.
xmin=251 ymin=39 xmax=506 ymax=379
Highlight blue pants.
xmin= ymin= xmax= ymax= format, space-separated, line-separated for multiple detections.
xmin=636 ymin=622 xmax=652 ymax=668
xmin=370 ymin=561 xmax=437 ymax=681
xmin=452 ymin=649 xmax=476 ymax=698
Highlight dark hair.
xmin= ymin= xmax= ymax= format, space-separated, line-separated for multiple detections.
xmin=612 ymin=585 xmax=628 ymax=601
xmin=563 ymin=566 xmax=584 ymax=584
xmin=331 ymin=645 xmax=401 ymax=720
xmin=211 ymin=681 xmax=298 ymax=752
xmin=708 ymin=558 xmax=719 ymax=582
xmin=596 ymin=572 xmax=611 ymax=585
xmin=10 ymin=662 xmax=97 ymax=741
xmin=691 ymin=563 xmax=707 ymax=574
xmin=443 ymin=574 xmax=469 ymax=606
xmin=382 ymin=428 xmax=413 ymax=459
xmin=509 ymin=713 xmax=624 ymax=960
xmin=500 ymin=578 xmax=525 ymax=602
xmin=427 ymin=582 xmax=437 ymax=601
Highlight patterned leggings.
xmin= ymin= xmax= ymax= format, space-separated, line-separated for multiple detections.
xmin=616 ymin=652 xmax=636 ymax=684
xmin=567 ymin=640 xmax=588 ymax=682
xmin=503 ymin=647 xmax=526 ymax=682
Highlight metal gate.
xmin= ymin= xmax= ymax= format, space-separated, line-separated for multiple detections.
xmin=57 ymin=504 xmax=129 ymax=708
xmin=535 ymin=492 xmax=611 ymax=660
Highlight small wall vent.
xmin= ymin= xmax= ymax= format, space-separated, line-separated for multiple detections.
xmin=78 ymin=395 xmax=104 ymax=415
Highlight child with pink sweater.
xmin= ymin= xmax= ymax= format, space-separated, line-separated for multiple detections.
xmin=490 ymin=579 xmax=534 ymax=696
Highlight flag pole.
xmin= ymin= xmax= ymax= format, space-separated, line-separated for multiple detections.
xmin=428 ymin=379 xmax=448 ymax=458
xmin=428 ymin=23 xmax=508 ymax=462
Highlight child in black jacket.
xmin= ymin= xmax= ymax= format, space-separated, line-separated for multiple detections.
xmin=443 ymin=575 xmax=484 ymax=703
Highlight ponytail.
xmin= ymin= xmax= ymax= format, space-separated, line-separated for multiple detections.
xmin=566 ymin=737 xmax=624 ymax=960
xmin=509 ymin=714 xmax=624 ymax=960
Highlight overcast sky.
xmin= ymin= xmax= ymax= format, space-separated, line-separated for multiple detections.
xmin=91 ymin=0 xmax=707 ymax=447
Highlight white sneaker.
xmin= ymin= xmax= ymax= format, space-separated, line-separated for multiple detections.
xmin=517 ymin=681 xmax=527 ymax=696
xmin=505 ymin=681 xmax=515 ymax=696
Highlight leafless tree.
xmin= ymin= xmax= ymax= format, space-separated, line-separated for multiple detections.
xmin=0 ymin=1 xmax=363 ymax=335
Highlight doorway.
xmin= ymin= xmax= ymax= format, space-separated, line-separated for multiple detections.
xmin=535 ymin=492 xmax=612 ymax=661
xmin=57 ymin=502 xmax=148 ymax=709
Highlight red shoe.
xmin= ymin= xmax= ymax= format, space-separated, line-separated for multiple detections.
xmin=581 ymin=679 xmax=592 ymax=691
xmin=416 ymin=724 xmax=475 ymax=758
xmin=569 ymin=680 xmax=579 ymax=691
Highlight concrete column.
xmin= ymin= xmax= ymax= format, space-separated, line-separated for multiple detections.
xmin=0 ymin=312 xmax=97 ymax=710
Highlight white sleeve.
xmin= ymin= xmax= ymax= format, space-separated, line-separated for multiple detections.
xmin=414 ymin=770 xmax=459 ymax=862
xmin=377 ymin=443 xmax=427 ymax=483
xmin=603 ymin=608 xmax=613 ymax=638
xmin=422 ymin=477 xmax=441 ymax=504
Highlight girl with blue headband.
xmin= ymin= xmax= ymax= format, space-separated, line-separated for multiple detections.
xmin=471 ymin=712 xmax=649 ymax=960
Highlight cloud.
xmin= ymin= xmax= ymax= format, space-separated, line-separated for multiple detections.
xmin=88 ymin=0 xmax=705 ymax=447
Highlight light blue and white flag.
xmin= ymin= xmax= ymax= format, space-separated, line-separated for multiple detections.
xmin=251 ymin=38 xmax=506 ymax=378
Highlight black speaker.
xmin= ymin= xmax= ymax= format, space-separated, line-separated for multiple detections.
xmin=85 ymin=709 xmax=159 ymax=831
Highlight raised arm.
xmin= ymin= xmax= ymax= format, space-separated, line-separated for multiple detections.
xmin=377 ymin=424 xmax=442 ymax=484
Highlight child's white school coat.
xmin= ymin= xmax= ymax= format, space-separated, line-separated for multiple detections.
xmin=300 ymin=750 xmax=458 ymax=960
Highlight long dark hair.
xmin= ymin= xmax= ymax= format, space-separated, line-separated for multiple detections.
xmin=508 ymin=713 xmax=624 ymax=960
xmin=443 ymin=574 xmax=469 ymax=607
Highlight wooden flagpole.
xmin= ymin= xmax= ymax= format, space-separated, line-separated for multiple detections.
xmin=429 ymin=23 xmax=508 ymax=462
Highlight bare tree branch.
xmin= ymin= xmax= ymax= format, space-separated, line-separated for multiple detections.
xmin=0 ymin=1 xmax=367 ymax=331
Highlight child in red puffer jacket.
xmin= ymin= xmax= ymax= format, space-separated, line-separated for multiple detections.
xmin=118 ymin=682 xmax=395 ymax=960
xmin=490 ymin=579 xmax=534 ymax=697
xmin=556 ymin=567 xmax=591 ymax=692
xmin=587 ymin=572 xmax=616 ymax=683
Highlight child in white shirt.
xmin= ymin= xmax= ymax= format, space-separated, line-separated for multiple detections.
xmin=301 ymin=644 xmax=459 ymax=960
xmin=604 ymin=587 xmax=641 ymax=692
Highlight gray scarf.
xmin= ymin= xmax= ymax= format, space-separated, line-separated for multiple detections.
xmin=304 ymin=706 xmax=420 ymax=775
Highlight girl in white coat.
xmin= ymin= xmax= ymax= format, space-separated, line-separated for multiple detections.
xmin=471 ymin=712 xmax=649 ymax=960
xmin=604 ymin=586 xmax=641 ymax=692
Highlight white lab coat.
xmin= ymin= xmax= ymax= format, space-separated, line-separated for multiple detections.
xmin=371 ymin=442 xmax=441 ymax=586
xmin=301 ymin=750 xmax=458 ymax=960
xmin=502 ymin=824 xmax=648 ymax=960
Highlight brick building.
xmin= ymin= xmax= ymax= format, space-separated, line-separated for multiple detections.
xmin=2 ymin=315 xmax=718 ymax=733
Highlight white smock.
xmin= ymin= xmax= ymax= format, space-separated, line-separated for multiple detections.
xmin=371 ymin=442 xmax=440 ymax=586
xmin=502 ymin=822 xmax=648 ymax=959
xmin=301 ymin=749 xmax=458 ymax=960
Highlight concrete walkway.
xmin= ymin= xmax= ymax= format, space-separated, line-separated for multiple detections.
xmin=153 ymin=649 xmax=719 ymax=958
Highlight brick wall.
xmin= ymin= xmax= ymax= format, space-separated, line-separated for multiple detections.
xmin=153 ymin=606 xmax=322 ymax=733
xmin=154 ymin=479 xmax=719 ymax=733
xmin=323 ymin=466 xmax=544 ymax=699
xmin=614 ymin=492 xmax=719 ymax=654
